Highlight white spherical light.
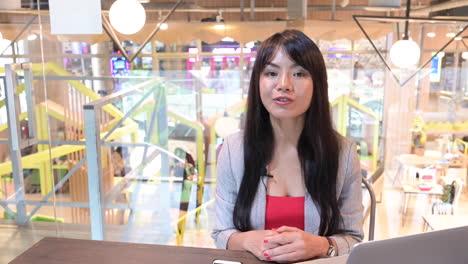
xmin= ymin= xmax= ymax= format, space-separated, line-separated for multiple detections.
xmin=109 ymin=0 xmax=146 ymax=35
xmin=389 ymin=39 xmax=421 ymax=68
xmin=462 ymin=52 xmax=468 ymax=60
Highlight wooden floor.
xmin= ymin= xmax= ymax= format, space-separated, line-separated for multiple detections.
xmin=1 ymin=181 xmax=216 ymax=263
xmin=1 ymin=221 xmax=91 ymax=263
xmin=3 ymin=172 xmax=468 ymax=263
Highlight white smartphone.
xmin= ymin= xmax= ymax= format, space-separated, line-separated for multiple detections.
xmin=212 ymin=260 xmax=242 ymax=264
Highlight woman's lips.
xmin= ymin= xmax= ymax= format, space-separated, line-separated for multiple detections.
xmin=273 ymin=96 xmax=294 ymax=105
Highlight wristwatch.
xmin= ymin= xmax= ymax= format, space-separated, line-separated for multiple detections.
xmin=325 ymin=237 xmax=337 ymax=257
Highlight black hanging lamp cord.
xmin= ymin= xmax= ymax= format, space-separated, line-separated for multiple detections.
xmin=404 ymin=0 xmax=411 ymax=40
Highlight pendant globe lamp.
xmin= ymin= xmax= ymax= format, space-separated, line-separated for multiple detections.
xmin=389 ymin=0 xmax=421 ymax=68
xmin=109 ymin=0 xmax=146 ymax=35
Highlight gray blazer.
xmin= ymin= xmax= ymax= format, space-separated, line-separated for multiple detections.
xmin=211 ymin=132 xmax=364 ymax=256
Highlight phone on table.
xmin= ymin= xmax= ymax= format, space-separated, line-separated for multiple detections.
xmin=212 ymin=260 xmax=242 ymax=264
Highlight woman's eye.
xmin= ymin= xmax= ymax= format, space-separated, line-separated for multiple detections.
xmin=293 ymin=72 xmax=307 ymax=77
xmin=264 ymin=71 xmax=278 ymax=77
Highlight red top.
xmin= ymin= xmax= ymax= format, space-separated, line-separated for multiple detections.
xmin=265 ymin=195 xmax=305 ymax=230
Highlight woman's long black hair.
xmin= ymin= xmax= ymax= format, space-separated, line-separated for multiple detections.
xmin=233 ymin=30 xmax=343 ymax=236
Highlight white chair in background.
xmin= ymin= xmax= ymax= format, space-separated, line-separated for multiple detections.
xmin=431 ymin=178 xmax=464 ymax=215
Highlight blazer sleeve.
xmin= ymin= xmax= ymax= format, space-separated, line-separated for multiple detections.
xmin=211 ymin=136 xmax=240 ymax=249
xmin=330 ymin=141 xmax=364 ymax=255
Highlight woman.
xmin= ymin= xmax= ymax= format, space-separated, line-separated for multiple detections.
xmin=211 ymin=30 xmax=363 ymax=263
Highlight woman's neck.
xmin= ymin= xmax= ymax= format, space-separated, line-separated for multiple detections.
xmin=270 ymin=115 xmax=304 ymax=148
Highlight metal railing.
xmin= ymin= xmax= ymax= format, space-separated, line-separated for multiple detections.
xmin=363 ymin=165 xmax=384 ymax=241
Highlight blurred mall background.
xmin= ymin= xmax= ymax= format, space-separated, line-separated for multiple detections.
xmin=1 ymin=0 xmax=467 ymax=262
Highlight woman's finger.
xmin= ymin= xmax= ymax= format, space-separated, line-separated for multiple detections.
xmin=264 ymin=229 xmax=279 ymax=237
xmin=264 ymin=242 xmax=298 ymax=260
xmin=262 ymin=240 xmax=281 ymax=250
xmin=269 ymin=250 xmax=302 ymax=263
xmin=264 ymin=231 xmax=297 ymax=246
xmin=276 ymin=226 xmax=300 ymax=233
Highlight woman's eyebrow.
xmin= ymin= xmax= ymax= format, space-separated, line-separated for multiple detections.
xmin=265 ymin=62 xmax=280 ymax=68
xmin=265 ymin=62 xmax=301 ymax=68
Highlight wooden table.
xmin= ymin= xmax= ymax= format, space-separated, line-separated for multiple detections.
xmin=401 ymin=184 xmax=443 ymax=215
xmin=9 ymin=237 xmax=263 ymax=264
xmin=422 ymin=215 xmax=468 ymax=231
xmin=391 ymin=154 xmax=440 ymax=186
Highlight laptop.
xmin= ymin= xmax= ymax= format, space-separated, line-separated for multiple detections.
xmin=346 ymin=226 xmax=468 ymax=264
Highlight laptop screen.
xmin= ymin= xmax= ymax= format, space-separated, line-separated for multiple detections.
xmin=347 ymin=226 xmax=468 ymax=264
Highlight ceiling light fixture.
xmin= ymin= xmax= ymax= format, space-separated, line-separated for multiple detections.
xmin=109 ymin=0 xmax=146 ymax=35
xmin=426 ymin=32 xmax=436 ymax=38
xmin=446 ymin=32 xmax=456 ymax=38
xmin=389 ymin=0 xmax=420 ymax=68
xmin=158 ymin=23 xmax=168 ymax=30
xmin=462 ymin=52 xmax=468 ymax=60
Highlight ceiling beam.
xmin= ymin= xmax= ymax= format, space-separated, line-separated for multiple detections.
xmin=412 ymin=0 xmax=468 ymax=16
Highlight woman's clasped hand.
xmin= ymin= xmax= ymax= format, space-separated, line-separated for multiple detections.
xmin=261 ymin=226 xmax=328 ymax=263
